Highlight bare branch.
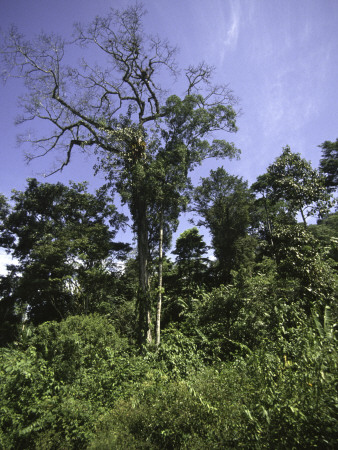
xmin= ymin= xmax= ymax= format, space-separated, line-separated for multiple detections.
xmin=1 ymin=4 xmax=238 ymax=177
xmin=0 ymin=4 xmax=180 ymax=172
xmin=186 ymin=62 xmax=214 ymax=95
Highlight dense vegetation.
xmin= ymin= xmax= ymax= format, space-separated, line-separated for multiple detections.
xmin=1 ymin=143 xmax=337 ymax=449
xmin=1 ymin=4 xmax=337 ymax=449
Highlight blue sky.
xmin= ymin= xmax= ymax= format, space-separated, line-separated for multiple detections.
xmin=1 ymin=0 xmax=338 ymax=271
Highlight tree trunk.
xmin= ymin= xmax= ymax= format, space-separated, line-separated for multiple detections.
xmin=263 ymin=198 xmax=274 ymax=248
xmin=136 ymin=195 xmax=152 ymax=345
xmin=300 ymin=208 xmax=307 ymax=227
xmin=156 ymin=211 xmax=163 ymax=347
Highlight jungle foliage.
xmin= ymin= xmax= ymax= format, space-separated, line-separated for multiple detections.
xmin=0 ymin=143 xmax=337 ymax=449
xmin=0 ymin=4 xmax=337 ymax=449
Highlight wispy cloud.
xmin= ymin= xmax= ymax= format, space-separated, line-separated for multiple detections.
xmin=215 ymin=0 xmax=241 ymax=65
xmin=223 ymin=0 xmax=241 ymax=49
xmin=260 ymin=43 xmax=331 ymax=144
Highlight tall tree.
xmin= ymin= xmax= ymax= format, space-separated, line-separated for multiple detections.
xmin=97 ymin=98 xmax=239 ymax=342
xmin=194 ymin=167 xmax=255 ymax=283
xmin=0 ymin=179 xmax=127 ymax=324
xmin=1 ymin=4 xmax=239 ymax=343
xmin=0 ymin=194 xmax=10 ymax=250
xmin=272 ymin=223 xmax=336 ymax=315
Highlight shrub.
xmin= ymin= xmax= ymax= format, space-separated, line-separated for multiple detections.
xmin=0 ymin=314 xmax=148 ymax=449
xmin=89 ymin=314 xmax=338 ymax=449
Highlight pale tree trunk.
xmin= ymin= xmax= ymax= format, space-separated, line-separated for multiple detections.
xmin=156 ymin=211 xmax=164 ymax=347
xmin=136 ymin=195 xmax=152 ymax=345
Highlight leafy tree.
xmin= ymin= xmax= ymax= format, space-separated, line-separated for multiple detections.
xmin=251 ymin=172 xmax=296 ymax=249
xmin=0 ymin=179 xmax=128 ymax=324
xmin=194 ymin=167 xmax=255 ymax=283
xmin=0 ymin=194 xmax=9 ymax=233
xmin=319 ymin=138 xmax=338 ymax=191
xmin=268 ymin=224 xmax=337 ymax=317
xmin=0 ymin=274 xmax=21 ymax=346
xmin=97 ymin=125 xmax=194 ymax=345
xmin=1 ymin=4 xmax=239 ymax=344
xmin=98 ymin=102 xmax=239 ymax=343
xmin=309 ymin=212 xmax=338 ymax=267
xmin=172 ymin=228 xmax=208 ymax=285
xmin=252 ymin=146 xmax=333 ymax=227
xmin=0 ymin=195 xmax=20 ymax=345
xmin=165 ymin=228 xmax=208 ymax=326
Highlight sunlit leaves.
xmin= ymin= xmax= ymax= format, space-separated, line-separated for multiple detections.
xmin=253 ymin=146 xmax=333 ymax=225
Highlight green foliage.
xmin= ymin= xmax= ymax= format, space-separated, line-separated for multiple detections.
xmin=0 ymin=273 xmax=21 ymax=346
xmin=309 ymin=212 xmax=338 ymax=267
xmin=89 ymin=317 xmax=338 ymax=449
xmin=172 ymin=227 xmax=208 ymax=283
xmin=148 ymin=327 xmax=204 ymax=379
xmin=272 ymin=224 xmax=337 ymax=314
xmin=319 ymin=138 xmax=338 ymax=191
xmin=197 ymin=248 xmax=338 ymax=360
xmin=252 ymin=145 xmax=333 ymax=225
xmin=0 ymin=179 xmax=129 ymax=325
xmin=89 ymin=378 xmax=215 ymax=450
xmin=197 ymin=260 xmax=282 ymax=358
xmin=0 ymin=346 xmax=58 ymax=449
xmin=162 ymin=95 xmax=238 ymax=155
xmin=0 ymin=315 xmax=149 ymax=449
xmin=27 ymin=315 xmax=127 ymax=379
xmin=1 ymin=4 xmax=338 ymax=447
xmin=0 ymin=194 xmax=10 ymax=239
xmin=194 ymin=167 xmax=255 ymax=283
xmin=1 ymin=225 xmax=337 ymax=449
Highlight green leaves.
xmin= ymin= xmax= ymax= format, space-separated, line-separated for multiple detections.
xmin=194 ymin=167 xmax=254 ymax=283
xmin=163 ymin=94 xmax=238 ymax=139
xmin=210 ymin=139 xmax=240 ymax=159
xmin=319 ymin=138 xmax=338 ymax=191
xmin=0 ymin=315 xmax=150 ymax=449
xmin=172 ymin=227 xmax=208 ymax=282
xmin=253 ymin=146 xmax=333 ymax=225
xmin=0 ymin=179 xmax=129 ymax=324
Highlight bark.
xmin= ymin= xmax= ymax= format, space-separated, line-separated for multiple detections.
xmin=263 ymin=197 xmax=274 ymax=248
xmin=136 ymin=194 xmax=152 ymax=345
xmin=155 ymin=211 xmax=164 ymax=347
xmin=300 ymin=208 xmax=307 ymax=227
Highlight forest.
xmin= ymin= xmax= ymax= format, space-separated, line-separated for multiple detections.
xmin=0 ymin=4 xmax=338 ymax=449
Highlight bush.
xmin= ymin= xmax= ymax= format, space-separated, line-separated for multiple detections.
xmin=89 ymin=315 xmax=338 ymax=449
xmin=0 ymin=314 xmax=149 ymax=449
xmin=147 ymin=327 xmax=205 ymax=379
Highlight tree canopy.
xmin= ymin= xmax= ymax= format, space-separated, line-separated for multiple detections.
xmin=252 ymin=146 xmax=333 ymax=226
xmin=194 ymin=167 xmax=255 ymax=283
xmin=0 ymin=179 xmax=129 ymax=325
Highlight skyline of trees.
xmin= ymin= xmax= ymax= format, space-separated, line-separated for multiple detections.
xmin=0 ymin=4 xmax=337 ymax=446
xmin=0 ymin=142 xmax=336 ymax=341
